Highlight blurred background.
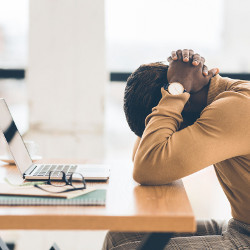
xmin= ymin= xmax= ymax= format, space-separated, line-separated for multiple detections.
xmin=0 ymin=0 xmax=249 ymax=249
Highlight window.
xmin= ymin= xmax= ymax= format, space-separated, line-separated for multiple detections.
xmin=106 ymin=0 xmax=250 ymax=74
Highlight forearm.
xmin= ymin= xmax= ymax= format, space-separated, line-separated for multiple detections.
xmin=133 ymin=89 xmax=250 ymax=185
xmin=133 ymin=88 xmax=190 ymax=185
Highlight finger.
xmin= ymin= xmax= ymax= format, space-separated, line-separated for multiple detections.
xmin=207 ymin=68 xmax=219 ymax=78
xmin=192 ymin=53 xmax=201 ymax=66
xmin=176 ymin=49 xmax=182 ymax=60
xmin=182 ymin=49 xmax=189 ymax=62
xmin=200 ymin=57 xmax=205 ymax=66
xmin=202 ymin=65 xmax=208 ymax=76
xmin=171 ymin=51 xmax=178 ymax=60
xmin=189 ymin=49 xmax=194 ymax=60
xmin=167 ymin=56 xmax=173 ymax=63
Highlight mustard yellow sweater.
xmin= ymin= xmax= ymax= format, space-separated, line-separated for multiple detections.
xmin=133 ymin=75 xmax=250 ymax=224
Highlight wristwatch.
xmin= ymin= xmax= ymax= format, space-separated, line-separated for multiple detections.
xmin=164 ymin=82 xmax=187 ymax=95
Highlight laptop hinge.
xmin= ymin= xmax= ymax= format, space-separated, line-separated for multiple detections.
xmin=23 ymin=164 xmax=37 ymax=178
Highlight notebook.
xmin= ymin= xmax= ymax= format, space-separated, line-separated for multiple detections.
xmin=0 ymin=182 xmax=96 ymax=199
xmin=0 ymin=189 xmax=106 ymax=206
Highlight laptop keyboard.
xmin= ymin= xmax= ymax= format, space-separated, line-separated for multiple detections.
xmin=33 ymin=164 xmax=77 ymax=177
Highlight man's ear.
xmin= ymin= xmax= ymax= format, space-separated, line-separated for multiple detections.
xmin=132 ymin=136 xmax=141 ymax=162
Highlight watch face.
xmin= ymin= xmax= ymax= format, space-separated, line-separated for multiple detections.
xmin=168 ymin=82 xmax=184 ymax=95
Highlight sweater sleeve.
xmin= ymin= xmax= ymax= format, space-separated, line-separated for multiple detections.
xmin=133 ymin=88 xmax=250 ymax=185
xmin=132 ymin=136 xmax=141 ymax=162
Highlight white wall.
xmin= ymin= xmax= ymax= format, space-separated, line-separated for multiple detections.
xmin=28 ymin=0 xmax=106 ymax=133
xmin=222 ymin=0 xmax=250 ymax=72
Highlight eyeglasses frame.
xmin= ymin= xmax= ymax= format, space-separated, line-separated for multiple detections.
xmin=34 ymin=170 xmax=87 ymax=193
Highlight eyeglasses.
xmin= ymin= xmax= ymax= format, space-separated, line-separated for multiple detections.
xmin=34 ymin=171 xmax=86 ymax=193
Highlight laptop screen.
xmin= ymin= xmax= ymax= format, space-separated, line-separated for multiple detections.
xmin=0 ymin=99 xmax=33 ymax=175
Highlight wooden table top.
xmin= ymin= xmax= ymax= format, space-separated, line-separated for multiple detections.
xmin=0 ymin=160 xmax=195 ymax=232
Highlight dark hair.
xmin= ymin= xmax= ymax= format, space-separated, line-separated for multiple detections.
xmin=124 ymin=62 xmax=168 ymax=137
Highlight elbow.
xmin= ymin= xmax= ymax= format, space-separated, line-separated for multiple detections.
xmin=133 ymin=141 xmax=179 ymax=185
xmin=133 ymin=157 xmax=173 ymax=185
xmin=133 ymin=171 xmax=153 ymax=186
xmin=133 ymin=167 xmax=149 ymax=185
xmin=133 ymin=156 xmax=153 ymax=185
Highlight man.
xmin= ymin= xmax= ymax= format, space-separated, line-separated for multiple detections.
xmin=103 ymin=49 xmax=250 ymax=249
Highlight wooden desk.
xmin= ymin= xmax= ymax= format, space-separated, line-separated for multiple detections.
xmin=0 ymin=161 xmax=195 ymax=232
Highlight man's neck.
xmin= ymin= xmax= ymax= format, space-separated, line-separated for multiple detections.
xmin=181 ymin=83 xmax=210 ymax=128
xmin=189 ymin=83 xmax=210 ymax=112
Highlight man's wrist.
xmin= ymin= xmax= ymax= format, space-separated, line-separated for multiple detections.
xmin=165 ymin=82 xmax=189 ymax=95
xmin=183 ymin=84 xmax=191 ymax=93
xmin=167 ymin=79 xmax=191 ymax=93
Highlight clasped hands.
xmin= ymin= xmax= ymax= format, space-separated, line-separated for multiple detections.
xmin=167 ymin=49 xmax=219 ymax=93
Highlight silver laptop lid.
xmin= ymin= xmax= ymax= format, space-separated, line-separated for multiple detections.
xmin=0 ymin=99 xmax=32 ymax=174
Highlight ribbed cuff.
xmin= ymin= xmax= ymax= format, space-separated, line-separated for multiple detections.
xmin=158 ymin=87 xmax=190 ymax=112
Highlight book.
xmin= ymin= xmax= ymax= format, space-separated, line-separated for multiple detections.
xmin=0 ymin=182 xmax=96 ymax=199
xmin=0 ymin=189 xmax=106 ymax=206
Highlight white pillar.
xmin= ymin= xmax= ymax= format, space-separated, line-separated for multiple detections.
xmin=27 ymin=0 xmax=106 ymax=159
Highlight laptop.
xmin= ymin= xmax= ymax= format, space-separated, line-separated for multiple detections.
xmin=0 ymin=98 xmax=110 ymax=181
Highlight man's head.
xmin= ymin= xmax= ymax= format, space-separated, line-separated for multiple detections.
xmin=124 ymin=62 xmax=168 ymax=137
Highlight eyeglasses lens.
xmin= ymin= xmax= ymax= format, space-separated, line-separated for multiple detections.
xmin=70 ymin=173 xmax=85 ymax=189
xmin=49 ymin=171 xmax=66 ymax=187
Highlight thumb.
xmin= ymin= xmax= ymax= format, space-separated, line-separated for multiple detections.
xmin=207 ymin=68 xmax=219 ymax=78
